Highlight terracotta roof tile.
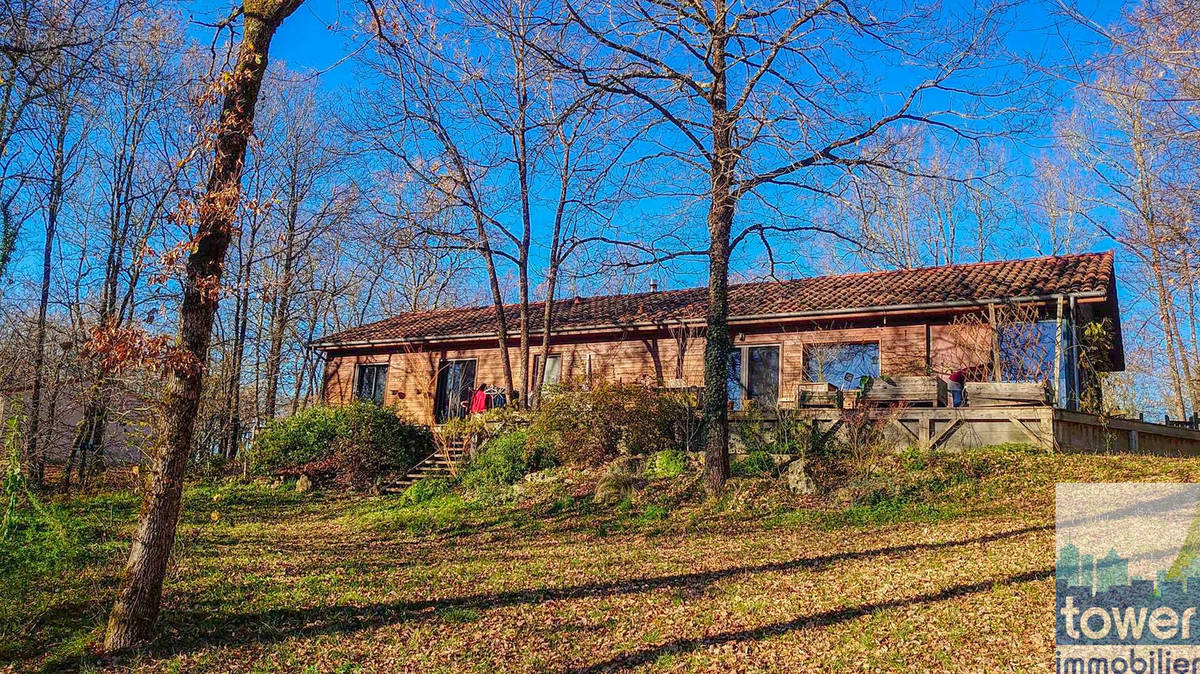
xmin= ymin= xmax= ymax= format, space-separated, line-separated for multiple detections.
xmin=314 ymin=251 xmax=1115 ymax=347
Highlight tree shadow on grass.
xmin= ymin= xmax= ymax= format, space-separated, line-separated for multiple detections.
xmin=124 ymin=523 xmax=1050 ymax=664
xmin=573 ymin=566 xmax=1055 ymax=672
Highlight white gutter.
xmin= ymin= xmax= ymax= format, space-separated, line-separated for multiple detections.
xmin=311 ymin=289 xmax=1110 ymax=351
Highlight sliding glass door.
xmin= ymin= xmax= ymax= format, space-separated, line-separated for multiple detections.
xmin=728 ymin=345 xmax=780 ymax=410
xmin=433 ymin=359 xmax=477 ymax=424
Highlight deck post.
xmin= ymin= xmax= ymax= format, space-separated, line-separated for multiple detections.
xmin=988 ymin=303 xmax=1001 ymax=382
xmin=1053 ymin=296 xmax=1064 ymax=406
xmin=1069 ymin=295 xmax=1080 ymax=410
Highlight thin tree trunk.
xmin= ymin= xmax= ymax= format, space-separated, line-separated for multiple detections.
xmin=481 ymin=236 xmax=517 ymax=401
xmin=24 ymin=104 xmax=71 ymax=489
xmin=103 ymin=0 xmax=303 ymax=650
xmin=1181 ymin=246 xmax=1200 ymax=406
xmin=533 ymin=132 xmax=572 ymax=406
xmin=224 ymin=208 xmax=261 ymax=459
xmin=263 ymin=193 xmax=299 ymax=418
xmin=1131 ymin=111 xmax=1190 ymax=415
xmin=513 ymin=40 xmax=533 ymax=408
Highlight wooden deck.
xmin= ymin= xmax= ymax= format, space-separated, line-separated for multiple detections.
xmin=731 ymin=405 xmax=1200 ymax=456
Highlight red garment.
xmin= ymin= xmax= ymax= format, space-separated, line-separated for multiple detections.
xmin=469 ymin=389 xmax=488 ymax=414
xmin=949 ymin=369 xmax=966 ymax=385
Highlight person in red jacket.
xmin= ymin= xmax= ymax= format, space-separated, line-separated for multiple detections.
xmin=469 ymin=383 xmax=488 ymax=414
xmin=948 ymin=368 xmax=967 ymax=407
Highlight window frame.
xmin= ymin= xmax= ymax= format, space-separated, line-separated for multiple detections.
xmin=354 ymin=363 xmax=389 ymax=404
xmin=533 ymin=353 xmax=563 ymax=386
xmin=433 ymin=357 xmax=478 ymax=424
xmin=800 ymin=339 xmax=881 ymax=389
xmin=728 ymin=343 xmax=782 ymax=410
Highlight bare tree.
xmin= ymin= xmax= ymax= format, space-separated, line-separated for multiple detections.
xmin=0 ymin=0 xmax=138 ymax=281
xmin=103 ymin=0 xmax=304 ymax=651
xmin=23 ymin=51 xmax=91 ymax=486
xmin=841 ymin=132 xmax=1011 ymax=271
xmin=1058 ymin=0 xmax=1200 ymax=417
xmin=360 ymin=3 xmax=519 ymax=399
xmin=361 ymin=0 xmax=629 ymax=406
xmin=61 ymin=14 xmax=190 ymax=489
xmin=528 ymin=0 xmax=1035 ymax=493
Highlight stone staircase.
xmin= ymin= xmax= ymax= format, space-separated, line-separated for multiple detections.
xmin=383 ymin=439 xmax=468 ymax=493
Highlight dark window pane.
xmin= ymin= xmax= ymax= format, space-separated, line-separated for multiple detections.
xmin=356 ymin=364 xmax=387 ymax=404
xmin=803 ymin=343 xmax=879 ymax=389
xmin=727 ymin=348 xmax=744 ymax=411
xmin=434 ymin=359 xmax=476 ymax=423
xmin=747 ymin=346 xmax=779 ymax=405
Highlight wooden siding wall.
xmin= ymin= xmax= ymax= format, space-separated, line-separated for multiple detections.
xmin=929 ymin=323 xmax=993 ymax=375
xmin=323 ymin=322 xmax=933 ymax=425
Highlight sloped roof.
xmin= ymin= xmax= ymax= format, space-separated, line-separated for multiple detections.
xmin=314 ymin=251 xmax=1116 ymax=348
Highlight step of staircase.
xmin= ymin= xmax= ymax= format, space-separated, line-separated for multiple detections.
xmin=381 ymin=442 xmax=469 ymax=493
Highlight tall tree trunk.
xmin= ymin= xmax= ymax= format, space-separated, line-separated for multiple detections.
xmin=103 ymin=0 xmax=303 ymax=651
xmin=1182 ymin=246 xmax=1200 ymax=405
xmin=1130 ymin=111 xmax=1190 ymax=416
xmin=224 ymin=208 xmax=261 ymax=459
xmin=513 ymin=40 xmax=533 ymax=408
xmin=701 ymin=5 xmax=733 ymax=496
xmin=442 ymin=150 xmax=515 ymax=399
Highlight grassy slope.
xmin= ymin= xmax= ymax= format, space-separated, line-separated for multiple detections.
xmin=4 ymin=448 xmax=1200 ymax=673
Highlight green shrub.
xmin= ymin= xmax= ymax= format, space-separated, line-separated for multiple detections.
xmin=461 ymin=431 xmax=554 ymax=490
xmin=645 ymin=449 xmax=688 ymax=478
xmin=400 ymin=477 xmax=454 ymax=505
xmin=250 ymin=405 xmax=344 ymax=471
xmin=732 ymin=450 xmax=778 ymax=477
xmin=529 ymin=380 xmax=693 ymax=466
xmin=248 ymin=402 xmax=433 ymax=487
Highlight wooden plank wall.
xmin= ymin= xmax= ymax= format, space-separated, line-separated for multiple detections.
xmin=1054 ymin=409 xmax=1200 ymax=457
xmin=323 ymin=322 xmax=933 ymax=425
xmin=772 ymin=407 xmax=1055 ymax=452
xmin=929 ymin=323 xmax=993 ymax=376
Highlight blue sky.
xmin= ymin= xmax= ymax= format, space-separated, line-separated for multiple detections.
xmin=180 ymin=0 xmax=1132 ymax=297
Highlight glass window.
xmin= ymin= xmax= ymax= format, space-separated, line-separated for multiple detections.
xmin=727 ymin=345 xmax=780 ymax=410
xmin=727 ymin=348 xmax=744 ymax=410
xmin=998 ymin=320 xmax=1059 ymax=385
xmin=534 ymin=354 xmax=562 ymax=386
xmin=803 ymin=342 xmax=879 ymax=389
xmin=355 ymin=364 xmax=388 ymax=404
xmin=434 ymin=359 xmax=477 ymax=423
xmin=746 ymin=346 xmax=779 ymax=406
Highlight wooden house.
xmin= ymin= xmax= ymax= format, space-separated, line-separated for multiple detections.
xmin=313 ymin=252 xmax=1125 ymax=428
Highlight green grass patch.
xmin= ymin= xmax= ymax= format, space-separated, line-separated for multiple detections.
xmin=644 ymin=450 xmax=688 ymax=479
xmin=731 ymin=451 xmax=777 ymax=477
xmin=342 ymin=491 xmax=497 ymax=535
xmin=8 ymin=443 xmax=1187 ymax=672
xmin=779 ymin=499 xmax=964 ymax=530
